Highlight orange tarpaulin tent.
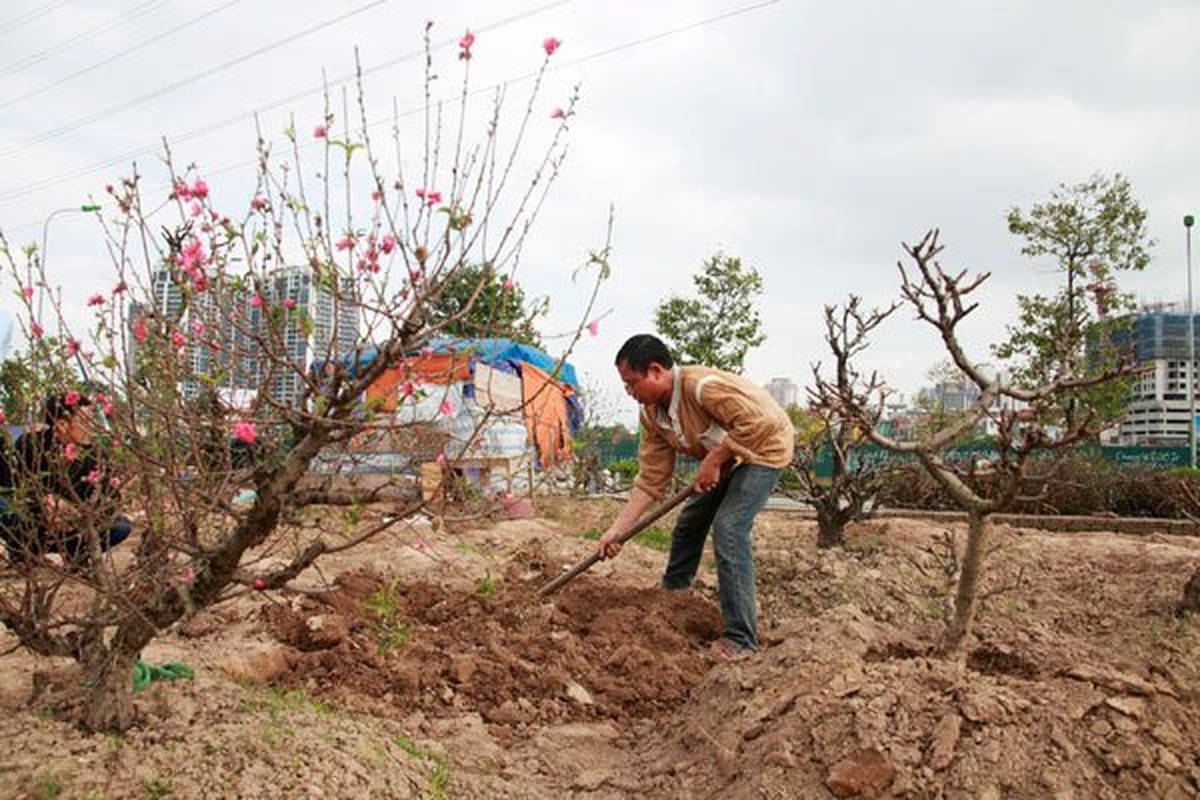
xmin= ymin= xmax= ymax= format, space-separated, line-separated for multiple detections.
xmin=520 ymin=361 xmax=573 ymax=469
xmin=360 ymin=342 xmax=577 ymax=470
xmin=365 ymin=353 xmax=473 ymax=412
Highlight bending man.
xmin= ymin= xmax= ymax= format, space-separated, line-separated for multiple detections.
xmin=598 ymin=334 xmax=794 ymax=659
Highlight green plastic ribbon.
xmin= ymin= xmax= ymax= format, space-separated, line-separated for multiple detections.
xmin=132 ymin=660 xmax=194 ymax=693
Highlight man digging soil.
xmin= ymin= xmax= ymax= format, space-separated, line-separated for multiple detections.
xmin=598 ymin=334 xmax=794 ymax=660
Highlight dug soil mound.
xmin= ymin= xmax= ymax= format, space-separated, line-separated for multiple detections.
xmin=262 ymin=541 xmax=723 ymax=733
xmin=2 ymin=507 xmax=1199 ymax=799
xmin=620 ymin=518 xmax=1200 ymax=799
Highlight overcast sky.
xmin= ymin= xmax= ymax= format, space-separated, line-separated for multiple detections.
xmin=1 ymin=0 xmax=1197 ymax=425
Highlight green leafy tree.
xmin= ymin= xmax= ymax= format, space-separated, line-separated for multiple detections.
xmin=654 ymin=252 xmax=765 ymax=372
xmin=427 ymin=263 xmax=544 ymax=345
xmin=994 ymin=173 xmax=1153 ymax=426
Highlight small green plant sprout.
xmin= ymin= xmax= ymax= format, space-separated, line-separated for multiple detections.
xmin=142 ymin=776 xmax=171 ymax=800
xmin=33 ymin=771 xmax=64 ymax=800
xmin=476 ymin=571 xmax=499 ymax=597
xmin=364 ymin=581 xmax=402 ymax=622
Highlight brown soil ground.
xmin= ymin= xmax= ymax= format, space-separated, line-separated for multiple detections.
xmin=1 ymin=498 xmax=1199 ymax=798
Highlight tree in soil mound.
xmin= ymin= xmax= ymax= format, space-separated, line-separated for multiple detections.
xmin=1173 ymin=481 xmax=1200 ymax=616
xmin=824 ymin=231 xmax=1133 ymax=653
xmin=799 ymin=300 xmax=897 ymax=549
xmin=0 ymin=29 xmax=605 ymax=732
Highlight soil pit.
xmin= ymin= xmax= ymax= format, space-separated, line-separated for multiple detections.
xmin=262 ymin=546 xmax=723 ymax=731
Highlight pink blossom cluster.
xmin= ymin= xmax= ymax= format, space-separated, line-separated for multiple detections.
xmin=414 ymin=188 xmax=442 ymax=207
xmin=173 ymin=178 xmax=209 ymax=202
xmin=178 ymin=237 xmax=211 ymax=292
xmin=352 ymin=232 xmax=398 ymax=274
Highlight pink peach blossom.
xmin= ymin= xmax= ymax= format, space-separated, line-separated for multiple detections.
xmin=65 ymin=391 xmax=81 ymax=407
xmin=254 ymin=578 xmax=266 ymax=590
xmin=87 ymin=294 xmax=105 ymax=306
xmin=313 ymin=125 xmax=327 ymax=139
xmin=550 ymin=106 xmax=565 ymax=119
xmin=111 ymin=281 xmax=127 ymax=295
xmin=586 ymin=319 xmax=599 ymax=337
xmin=191 ymin=321 xmax=206 ymax=336
xmin=250 ymin=294 xmax=264 ymax=308
xmin=400 ymin=381 xmax=415 ymax=397
xmin=30 ymin=322 xmax=43 ymax=338
xmin=425 ymin=190 xmax=442 ymax=206
xmin=64 ymin=443 xmax=77 ymax=461
xmin=284 ymin=298 xmax=297 ymax=310
xmin=336 ymin=235 xmax=356 ymax=251
xmin=503 ymin=277 xmax=515 ymax=291
xmin=84 ymin=468 xmax=102 ymax=484
xmin=459 ymin=30 xmax=475 ymax=59
xmin=380 ymin=234 xmax=397 ymax=255
xmin=108 ymin=476 xmax=122 ymax=490
xmin=251 ymin=196 xmax=268 ymax=211
xmin=64 ymin=339 xmax=80 ymax=356
xmin=133 ymin=317 xmax=147 ymax=343
xmin=103 ymin=402 xmax=114 ymax=415
xmin=21 ymin=286 xmax=33 ymax=300
xmin=543 ymin=36 xmax=561 ymax=55
xmin=171 ymin=331 xmax=187 ymax=349
xmin=233 ymin=420 xmax=257 ymax=444
xmin=191 ymin=178 xmax=208 ymax=198
xmin=439 ymin=399 xmax=454 ymax=417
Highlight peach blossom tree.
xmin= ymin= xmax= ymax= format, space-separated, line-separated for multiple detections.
xmin=0 ymin=27 xmax=604 ymax=732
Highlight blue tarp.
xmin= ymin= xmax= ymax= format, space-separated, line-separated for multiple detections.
xmin=428 ymin=337 xmax=579 ymax=388
xmin=326 ymin=337 xmax=579 ymax=388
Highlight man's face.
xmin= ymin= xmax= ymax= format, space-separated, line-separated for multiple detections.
xmin=54 ymin=406 xmax=95 ymax=446
xmin=617 ymin=361 xmax=671 ymax=405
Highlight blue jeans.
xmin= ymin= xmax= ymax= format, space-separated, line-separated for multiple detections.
xmin=661 ymin=464 xmax=781 ymax=651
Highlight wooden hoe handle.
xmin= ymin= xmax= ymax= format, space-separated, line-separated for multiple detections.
xmin=536 ymin=483 xmax=694 ymax=598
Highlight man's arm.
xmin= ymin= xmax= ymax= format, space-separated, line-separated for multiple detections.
xmin=695 ymin=442 xmax=734 ymax=492
xmin=596 ymin=486 xmax=657 ymax=560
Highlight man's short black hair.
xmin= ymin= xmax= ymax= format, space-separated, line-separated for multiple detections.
xmin=44 ymin=392 xmax=92 ymax=427
xmin=615 ymin=334 xmax=674 ymax=373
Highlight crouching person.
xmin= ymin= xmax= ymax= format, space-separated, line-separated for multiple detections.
xmin=0 ymin=393 xmax=131 ymax=571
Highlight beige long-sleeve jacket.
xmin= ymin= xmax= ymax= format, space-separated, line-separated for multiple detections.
xmin=633 ymin=365 xmax=795 ymax=499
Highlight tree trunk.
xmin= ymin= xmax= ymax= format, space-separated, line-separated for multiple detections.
xmin=1179 ymin=567 xmax=1200 ymax=617
xmin=816 ymin=505 xmax=845 ymax=549
xmin=81 ymin=644 xmax=139 ymax=733
xmin=941 ymin=511 xmax=991 ymax=654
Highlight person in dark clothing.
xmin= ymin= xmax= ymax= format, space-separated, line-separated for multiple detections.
xmin=0 ymin=393 xmax=131 ymax=569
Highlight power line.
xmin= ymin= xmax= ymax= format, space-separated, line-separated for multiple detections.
xmin=0 ymin=0 xmax=574 ymax=206
xmin=0 ymin=0 xmax=70 ymax=37
xmin=1 ymin=0 xmax=780 ymax=227
xmin=0 ymin=0 xmax=391 ymax=160
xmin=0 ymin=0 xmax=241 ymax=110
xmin=0 ymin=0 xmax=173 ymax=79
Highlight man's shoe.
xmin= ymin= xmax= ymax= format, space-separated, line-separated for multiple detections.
xmin=709 ymin=637 xmax=753 ymax=662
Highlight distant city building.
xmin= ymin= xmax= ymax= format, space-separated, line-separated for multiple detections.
xmin=1111 ymin=307 xmax=1200 ymax=446
xmin=258 ymin=266 xmax=360 ymax=408
xmin=916 ymin=380 xmax=982 ymax=414
xmin=133 ymin=265 xmax=360 ymax=408
xmin=765 ymin=377 xmax=799 ymax=409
